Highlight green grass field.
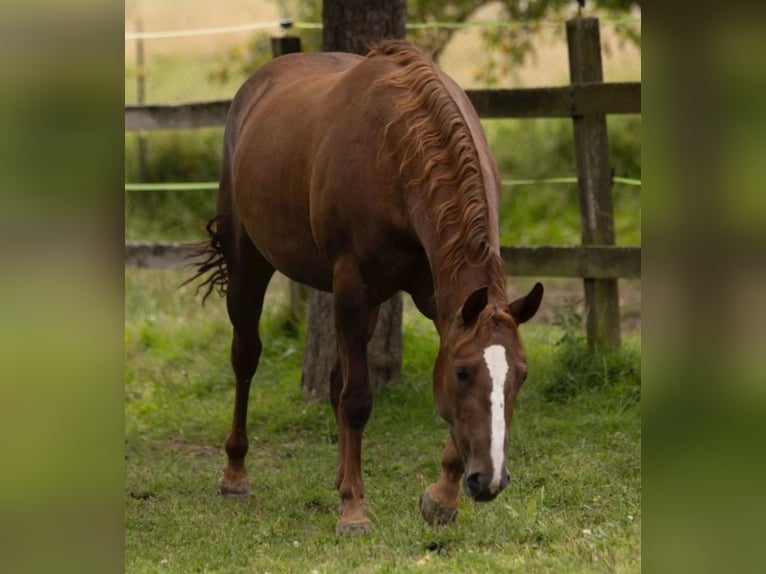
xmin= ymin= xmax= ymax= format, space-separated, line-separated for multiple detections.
xmin=125 ymin=270 xmax=640 ymax=573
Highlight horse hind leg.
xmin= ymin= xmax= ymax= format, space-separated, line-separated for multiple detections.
xmin=218 ymin=233 xmax=274 ymax=500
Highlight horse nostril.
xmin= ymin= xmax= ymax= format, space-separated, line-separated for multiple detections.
xmin=465 ymin=473 xmax=482 ymax=497
xmin=465 ymin=472 xmax=505 ymax=501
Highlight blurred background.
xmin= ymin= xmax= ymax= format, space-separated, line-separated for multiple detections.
xmin=124 ymin=0 xmax=640 ymax=103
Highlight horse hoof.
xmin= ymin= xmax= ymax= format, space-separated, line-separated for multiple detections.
xmin=218 ymin=478 xmax=250 ymax=500
xmin=419 ymin=490 xmax=458 ymax=526
xmin=335 ymin=518 xmax=372 ymax=536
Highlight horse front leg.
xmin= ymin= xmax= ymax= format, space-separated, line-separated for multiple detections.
xmin=329 ymin=357 xmax=346 ymax=490
xmin=334 ymin=340 xmax=373 ymax=536
xmin=331 ymin=262 xmax=376 ymax=536
xmin=420 ymin=436 xmax=464 ymax=525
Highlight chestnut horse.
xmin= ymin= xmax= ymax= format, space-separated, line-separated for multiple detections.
xmin=188 ymin=40 xmax=543 ymax=536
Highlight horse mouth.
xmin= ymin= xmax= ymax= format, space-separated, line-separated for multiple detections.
xmin=462 ymin=471 xmax=506 ymax=502
xmin=463 ymin=482 xmax=500 ymax=502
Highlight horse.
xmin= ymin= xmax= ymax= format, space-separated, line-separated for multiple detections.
xmin=187 ymin=40 xmax=543 ymax=536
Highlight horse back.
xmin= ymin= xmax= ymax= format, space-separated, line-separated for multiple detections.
xmin=223 ymin=52 xmax=422 ymax=298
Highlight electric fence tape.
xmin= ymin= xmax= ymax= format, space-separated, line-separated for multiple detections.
xmin=125 ymin=17 xmax=640 ymax=41
xmin=125 ymin=177 xmax=641 ymax=192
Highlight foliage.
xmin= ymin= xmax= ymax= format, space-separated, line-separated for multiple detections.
xmin=539 ymin=300 xmax=641 ymax=404
xmin=210 ymin=1 xmax=640 ymax=88
xmin=419 ymin=0 xmax=640 ymax=85
xmin=208 ymin=34 xmax=274 ymax=86
xmin=609 ymin=115 xmax=642 ymax=177
xmin=125 ymin=128 xmax=223 ymax=241
xmin=287 ymin=1 xmax=636 ymax=64
xmin=482 ymin=117 xmax=640 ymax=246
xmin=125 ymin=129 xmax=223 ymax=183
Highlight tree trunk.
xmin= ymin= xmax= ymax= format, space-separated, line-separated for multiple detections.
xmin=302 ymin=289 xmax=403 ymax=401
xmin=301 ymin=0 xmax=406 ymax=400
xmin=322 ymin=0 xmax=406 ymax=54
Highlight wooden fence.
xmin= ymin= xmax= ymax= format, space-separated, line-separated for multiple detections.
xmin=125 ymin=17 xmax=641 ymax=348
xmin=125 ymin=83 xmax=639 ymax=130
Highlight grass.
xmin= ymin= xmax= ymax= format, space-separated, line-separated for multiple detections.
xmin=125 ymin=269 xmax=640 ymax=573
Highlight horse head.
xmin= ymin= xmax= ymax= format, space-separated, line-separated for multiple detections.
xmin=432 ymin=282 xmax=543 ymax=501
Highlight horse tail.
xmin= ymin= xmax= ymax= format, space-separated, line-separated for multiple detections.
xmin=181 ymin=215 xmax=228 ymax=305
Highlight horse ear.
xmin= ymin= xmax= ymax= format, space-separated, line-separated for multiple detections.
xmin=508 ymin=282 xmax=544 ymax=325
xmin=461 ymin=286 xmax=489 ymax=326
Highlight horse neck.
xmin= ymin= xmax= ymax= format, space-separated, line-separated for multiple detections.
xmin=406 ymin=178 xmax=505 ymax=331
xmin=435 ymin=260 xmax=503 ymax=330
xmin=378 ymin=58 xmax=505 ymax=329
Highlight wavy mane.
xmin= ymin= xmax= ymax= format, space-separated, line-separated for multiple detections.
xmin=367 ymin=40 xmax=506 ymax=298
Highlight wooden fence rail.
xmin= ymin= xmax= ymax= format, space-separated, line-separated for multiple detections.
xmin=125 ymin=241 xmax=640 ymax=280
xmin=125 ymin=82 xmax=640 ymax=131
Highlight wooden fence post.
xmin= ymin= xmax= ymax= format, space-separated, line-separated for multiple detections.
xmin=566 ymin=17 xmax=621 ymax=350
xmin=136 ymin=19 xmax=149 ymax=182
xmin=271 ymin=36 xmax=302 ymax=57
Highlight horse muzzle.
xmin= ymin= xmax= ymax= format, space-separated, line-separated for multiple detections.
xmin=463 ymin=469 xmax=510 ymax=502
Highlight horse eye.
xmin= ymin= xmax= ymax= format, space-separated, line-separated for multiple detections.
xmin=455 ymin=368 xmax=470 ymax=383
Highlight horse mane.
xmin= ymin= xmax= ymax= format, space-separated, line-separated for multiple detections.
xmin=367 ymin=40 xmax=506 ymax=299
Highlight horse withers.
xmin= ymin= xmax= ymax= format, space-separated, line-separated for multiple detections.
xmin=187 ymin=40 xmax=543 ymax=536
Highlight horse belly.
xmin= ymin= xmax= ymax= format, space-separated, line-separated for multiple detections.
xmin=233 ymin=117 xmax=333 ymax=291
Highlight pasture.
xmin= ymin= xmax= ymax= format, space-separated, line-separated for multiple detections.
xmin=125 ymin=270 xmax=640 ymax=573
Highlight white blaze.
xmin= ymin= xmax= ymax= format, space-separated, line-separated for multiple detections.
xmin=483 ymin=344 xmax=508 ymax=493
